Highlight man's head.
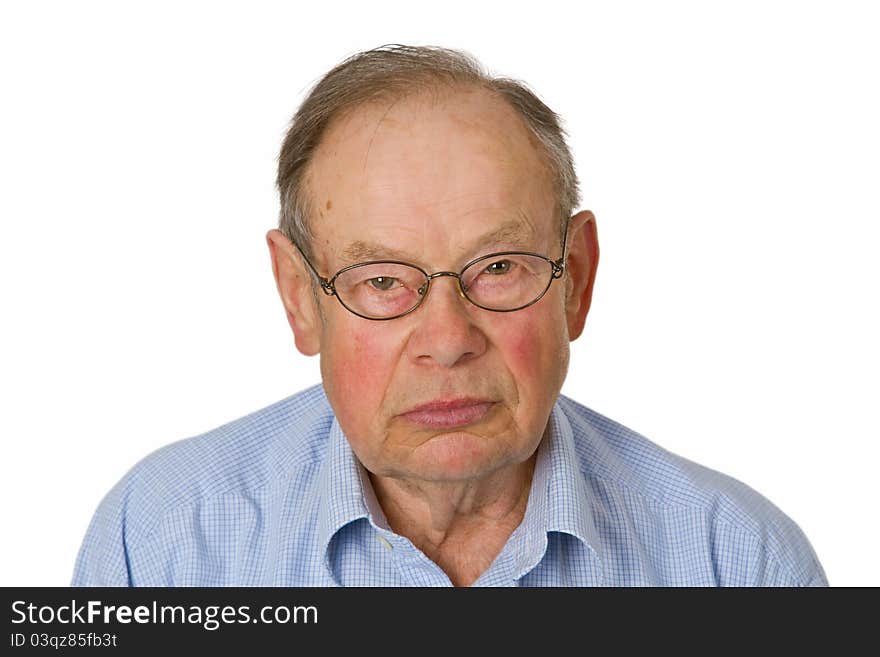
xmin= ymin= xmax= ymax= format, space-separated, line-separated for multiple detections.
xmin=268 ymin=45 xmax=598 ymax=484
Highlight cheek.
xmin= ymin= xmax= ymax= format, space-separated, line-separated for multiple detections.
xmin=506 ymin=325 xmax=541 ymax=367
xmin=501 ymin=310 xmax=560 ymax=366
xmin=321 ymin=323 xmax=396 ymax=418
xmin=496 ymin=309 xmax=569 ymax=399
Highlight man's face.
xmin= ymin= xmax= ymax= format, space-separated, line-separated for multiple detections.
xmin=301 ymin=88 xmax=584 ymax=483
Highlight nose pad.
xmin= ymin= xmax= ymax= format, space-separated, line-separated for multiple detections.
xmin=423 ymin=272 xmax=467 ymax=301
xmin=416 ymin=271 xmax=469 ymax=301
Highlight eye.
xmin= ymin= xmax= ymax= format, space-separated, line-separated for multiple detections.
xmin=484 ymin=259 xmax=514 ymax=275
xmin=367 ymin=276 xmax=399 ymax=291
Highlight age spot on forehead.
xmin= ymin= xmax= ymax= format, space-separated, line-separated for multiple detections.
xmin=326 ymin=199 xmax=332 ymax=210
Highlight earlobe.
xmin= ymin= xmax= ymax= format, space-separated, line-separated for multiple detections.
xmin=563 ymin=211 xmax=600 ymax=341
xmin=266 ymin=229 xmax=323 ymax=356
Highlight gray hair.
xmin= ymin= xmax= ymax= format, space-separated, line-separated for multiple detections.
xmin=276 ymin=44 xmax=581 ymax=266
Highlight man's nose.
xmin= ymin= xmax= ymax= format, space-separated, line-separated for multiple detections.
xmin=406 ymin=274 xmax=487 ymax=368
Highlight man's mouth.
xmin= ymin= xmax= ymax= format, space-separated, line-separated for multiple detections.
xmin=399 ymin=398 xmax=497 ymax=428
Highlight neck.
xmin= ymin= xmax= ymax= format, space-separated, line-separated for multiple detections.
xmin=368 ymin=454 xmax=537 ymax=586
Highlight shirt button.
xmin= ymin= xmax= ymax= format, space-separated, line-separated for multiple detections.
xmin=377 ymin=535 xmax=393 ymax=551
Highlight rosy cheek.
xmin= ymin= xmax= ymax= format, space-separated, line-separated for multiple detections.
xmin=492 ymin=309 xmax=566 ymax=413
xmin=325 ymin=324 xmax=394 ymax=410
xmin=499 ymin=313 xmax=543 ymax=369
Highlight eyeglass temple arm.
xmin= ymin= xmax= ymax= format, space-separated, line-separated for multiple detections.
xmin=289 ymin=238 xmax=336 ymax=295
xmin=551 ymin=218 xmax=571 ymax=277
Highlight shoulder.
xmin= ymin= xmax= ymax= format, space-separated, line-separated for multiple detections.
xmin=95 ymin=384 xmax=334 ymax=551
xmin=555 ymin=394 xmax=827 ymax=585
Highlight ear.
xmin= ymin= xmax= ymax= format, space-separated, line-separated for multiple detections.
xmin=563 ymin=210 xmax=600 ymax=341
xmin=266 ymin=229 xmax=323 ymax=356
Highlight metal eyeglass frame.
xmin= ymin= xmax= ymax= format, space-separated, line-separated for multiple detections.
xmin=289 ymin=227 xmax=569 ymax=321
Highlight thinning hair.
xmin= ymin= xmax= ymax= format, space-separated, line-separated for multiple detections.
xmin=276 ymin=44 xmax=581 ymax=267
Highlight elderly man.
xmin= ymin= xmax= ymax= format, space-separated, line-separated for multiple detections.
xmin=73 ymin=45 xmax=826 ymax=586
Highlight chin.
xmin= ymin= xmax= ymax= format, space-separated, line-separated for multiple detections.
xmin=403 ymin=431 xmax=516 ymax=482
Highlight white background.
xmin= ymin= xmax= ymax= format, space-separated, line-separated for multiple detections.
xmin=1 ymin=1 xmax=877 ymax=586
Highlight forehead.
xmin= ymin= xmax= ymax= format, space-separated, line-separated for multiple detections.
xmin=304 ymin=87 xmax=557 ymax=263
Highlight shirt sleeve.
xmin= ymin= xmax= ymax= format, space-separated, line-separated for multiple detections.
xmin=71 ymin=474 xmax=138 ymax=586
xmin=748 ymin=517 xmax=829 ymax=587
xmin=773 ymin=522 xmax=829 ymax=587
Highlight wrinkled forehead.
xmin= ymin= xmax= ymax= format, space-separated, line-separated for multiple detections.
xmin=303 ymin=88 xmax=558 ymax=267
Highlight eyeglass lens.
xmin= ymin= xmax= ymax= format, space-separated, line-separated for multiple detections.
xmin=332 ymin=254 xmax=554 ymax=319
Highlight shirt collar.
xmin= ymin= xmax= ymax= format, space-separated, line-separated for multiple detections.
xmin=539 ymin=401 xmax=603 ymax=559
xmin=316 ymin=416 xmax=383 ymax=567
xmin=316 ymin=398 xmax=603 ymax=579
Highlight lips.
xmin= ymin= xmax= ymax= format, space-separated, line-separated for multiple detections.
xmin=400 ymin=398 xmax=496 ymax=428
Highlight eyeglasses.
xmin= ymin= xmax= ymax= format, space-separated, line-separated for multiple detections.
xmin=290 ymin=229 xmax=568 ymax=321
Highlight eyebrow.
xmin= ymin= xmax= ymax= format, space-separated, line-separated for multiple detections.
xmin=339 ymin=219 xmax=538 ymax=266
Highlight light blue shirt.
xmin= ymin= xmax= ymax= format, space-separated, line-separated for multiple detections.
xmin=72 ymin=384 xmax=827 ymax=586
